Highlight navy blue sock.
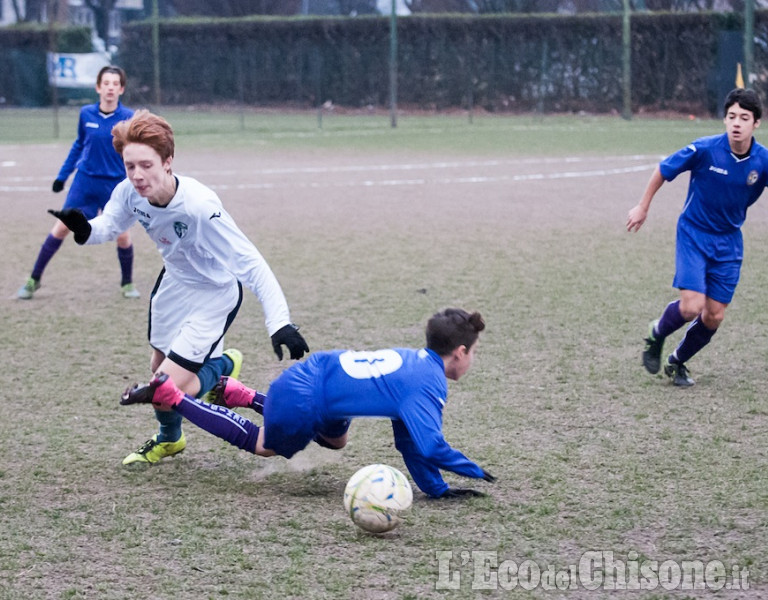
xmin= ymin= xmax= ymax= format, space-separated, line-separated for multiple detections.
xmin=175 ymin=396 xmax=260 ymax=453
xmin=655 ymin=300 xmax=689 ymax=339
xmin=117 ymin=245 xmax=134 ymax=286
xmin=31 ymin=234 xmax=63 ymax=281
xmin=195 ymin=355 xmax=234 ymax=398
xmin=250 ymin=391 xmax=266 ymax=415
xmin=672 ymin=317 xmax=717 ymax=364
xmin=155 ymin=409 xmax=183 ymax=443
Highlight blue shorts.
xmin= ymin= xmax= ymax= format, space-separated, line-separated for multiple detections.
xmin=263 ymin=361 xmax=320 ymax=458
xmin=263 ymin=358 xmax=350 ymax=458
xmin=673 ymin=220 xmax=743 ymax=304
xmin=63 ymin=172 xmax=124 ymax=220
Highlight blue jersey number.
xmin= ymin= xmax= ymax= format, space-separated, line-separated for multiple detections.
xmin=339 ymin=350 xmax=403 ymax=380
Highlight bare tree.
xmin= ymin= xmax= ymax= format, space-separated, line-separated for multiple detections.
xmin=10 ymin=0 xmax=23 ymax=20
xmin=20 ymin=0 xmax=46 ymax=21
xmin=82 ymin=0 xmax=117 ymax=44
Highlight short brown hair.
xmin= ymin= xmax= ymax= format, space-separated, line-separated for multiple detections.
xmin=112 ymin=109 xmax=175 ymax=161
xmin=425 ymin=308 xmax=485 ymax=356
xmin=97 ymin=65 xmax=126 ymax=87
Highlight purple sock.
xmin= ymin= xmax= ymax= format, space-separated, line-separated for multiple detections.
xmin=117 ymin=245 xmax=134 ymax=286
xmin=175 ymin=396 xmax=260 ymax=453
xmin=30 ymin=234 xmax=64 ymax=281
xmin=655 ymin=300 xmax=689 ymax=339
xmin=672 ymin=317 xmax=717 ymax=364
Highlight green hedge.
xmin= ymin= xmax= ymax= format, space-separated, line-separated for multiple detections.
xmin=117 ymin=12 xmax=762 ymax=114
xmin=2 ymin=14 xmax=763 ymax=113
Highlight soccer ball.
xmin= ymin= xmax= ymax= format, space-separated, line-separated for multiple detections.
xmin=343 ymin=464 xmax=413 ymax=533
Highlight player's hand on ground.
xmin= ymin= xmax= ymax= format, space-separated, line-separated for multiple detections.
xmin=48 ymin=208 xmax=92 ymax=244
xmin=439 ymin=487 xmax=487 ymax=499
xmin=52 ymin=179 xmax=65 ymax=193
xmin=481 ymin=469 xmax=497 ymax=483
xmin=626 ymin=204 xmax=647 ymax=232
xmin=271 ymin=324 xmax=309 ymax=360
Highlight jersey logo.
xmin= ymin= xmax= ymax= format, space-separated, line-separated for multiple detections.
xmin=747 ymin=170 xmax=759 ymax=185
xmin=209 ymin=211 xmax=221 ymax=220
xmin=85 ymin=122 xmax=99 ymax=129
xmin=173 ymin=221 xmax=188 ymax=239
xmin=340 ymin=350 xmax=403 ymax=379
xmin=708 ymin=165 xmax=728 ymax=176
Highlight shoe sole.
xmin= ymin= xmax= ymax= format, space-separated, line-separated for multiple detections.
xmin=120 ymin=383 xmax=155 ymax=405
xmin=122 ymin=447 xmax=185 ymax=466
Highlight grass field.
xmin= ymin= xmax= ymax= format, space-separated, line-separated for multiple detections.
xmin=1 ymin=108 xmax=767 ymax=599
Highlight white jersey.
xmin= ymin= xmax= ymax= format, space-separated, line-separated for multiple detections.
xmin=88 ymin=174 xmax=292 ymax=336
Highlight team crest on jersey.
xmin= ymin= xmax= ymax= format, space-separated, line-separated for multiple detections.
xmin=747 ymin=170 xmax=759 ymax=185
xmin=173 ymin=221 xmax=188 ymax=239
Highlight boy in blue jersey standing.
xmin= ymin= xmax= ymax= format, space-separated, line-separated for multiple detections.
xmin=121 ymin=308 xmax=496 ymax=499
xmin=17 ymin=66 xmax=139 ymax=300
xmin=627 ymin=88 xmax=768 ymax=386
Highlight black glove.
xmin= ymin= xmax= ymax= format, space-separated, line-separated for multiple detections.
xmin=439 ymin=488 xmax=487 ymax=499
xmin=482 ymin=469 xmax=497 ymax=483
xmin=52 ymin=179 xmax=65 ymax=193
xmin=271 ymin=324 xmax=309 ymax=360
xmin=48 ymin=208 xmax=91 ymax=245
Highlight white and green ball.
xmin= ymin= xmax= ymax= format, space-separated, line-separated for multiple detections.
xmin=343 ymin=464 xmax=413 ymax=533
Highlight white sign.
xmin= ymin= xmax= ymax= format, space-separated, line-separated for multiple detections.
xmin=47 ymin=52 xmax=111 ymax=89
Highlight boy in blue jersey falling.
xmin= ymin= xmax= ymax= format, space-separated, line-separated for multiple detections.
xmin=18 ymin=66 xmax=139 ymax=300
xmin=122 ymin=308 xmax=496 ymax=499
xmin=627 ymin=88 xmax=768 ymax=386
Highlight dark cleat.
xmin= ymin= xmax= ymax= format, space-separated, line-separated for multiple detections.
xmin=207 ymin=376 xmax=228 ymax=406
xmin=642 ymin=320 xmax=664 ymax=374
xmin=663 ymin=358 xmax=695 ymax=387
xmin=120 ymin=373 xmax=170 ymax=405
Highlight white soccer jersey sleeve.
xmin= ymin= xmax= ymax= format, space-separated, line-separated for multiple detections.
xmin=87 ymin=175 xmax=292 ymax=335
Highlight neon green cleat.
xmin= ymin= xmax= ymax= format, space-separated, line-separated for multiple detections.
xmin=201 ymin=348 xmax=242 ymax=403
xmin=121 ymin=283 xmax=141 ymax=299
xmin=17 ymin=277 xmax=41 ymax=300
xmin=122 ymin=432 xmax=186 ymax=465
xmin=225 ymin=348 xmax=243 ymax=380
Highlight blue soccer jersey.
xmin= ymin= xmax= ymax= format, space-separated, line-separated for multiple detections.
xmin=264 ymin=347 xmax=486 ymax=497
xmin=56 ymin=102 xmax=134 ymax=181
xmin=660 ymin=132 xmax=768 ymax=234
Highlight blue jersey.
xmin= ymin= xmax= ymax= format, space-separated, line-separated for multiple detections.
xmin=56 ymin=102 xmax=134 ymax=181
xmin=265 ymin=347 xmax=486 ymax=497
xmin=660 ymin=133 xmax=768 ymax=234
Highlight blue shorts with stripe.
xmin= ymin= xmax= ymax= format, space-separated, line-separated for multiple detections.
xmin=673 ymin=219 xmax=743 ymax=304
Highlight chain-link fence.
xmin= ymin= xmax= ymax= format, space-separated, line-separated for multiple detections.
xmin=2 ymin=10 xmax=766 ymax=115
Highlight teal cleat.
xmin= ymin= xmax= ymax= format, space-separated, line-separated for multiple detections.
xmin=17 ymin=277 xmax=40 ymax=300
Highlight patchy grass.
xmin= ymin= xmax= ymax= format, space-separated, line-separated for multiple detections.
xmin=1 ymin=111 xmax=766 ymax=599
